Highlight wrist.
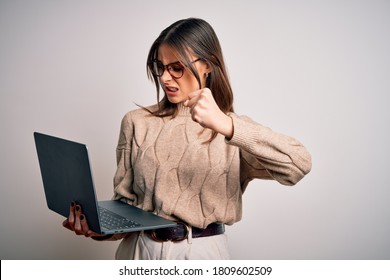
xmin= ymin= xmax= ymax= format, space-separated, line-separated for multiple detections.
xmin=215 ymin=113 xmax=233 ymax=139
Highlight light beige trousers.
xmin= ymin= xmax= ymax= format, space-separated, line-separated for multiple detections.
xmin=115 ymin=230 xmax=230 ymax=260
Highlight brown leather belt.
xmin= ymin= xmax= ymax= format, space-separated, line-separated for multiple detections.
xmin=146 ymin=222 xmax=225 ymax=242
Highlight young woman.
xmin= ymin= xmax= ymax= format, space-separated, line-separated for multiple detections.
xmin=63 ymin=18 xmax=312 ymax=260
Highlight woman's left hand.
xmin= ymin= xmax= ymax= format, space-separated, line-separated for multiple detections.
xmin=184 ymin=88 xmax=233 ymax=138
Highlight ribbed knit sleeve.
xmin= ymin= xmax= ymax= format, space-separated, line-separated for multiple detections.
xmin=226 ymin=114 xmax=312 ymax=187
xmin=112 ymin=111 xmax=137 ymax=204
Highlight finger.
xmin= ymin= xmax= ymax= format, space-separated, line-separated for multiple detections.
xmin=81 ymin=216 xmax=106 ymax=238
xmin=67 ymin=201 xmax=76 ymax=231
xmin=187 ymin=89 xmax=202 ymax=99
xmin=79 ymin=214 xmax=91 ymax=237
xmin=184 ymin=90 xmax=202 ymax=107
xmin=62 ymin=219 xmax=72 ymax=231
xmin=184 ymin=95 xmax=200 ymax=108
xmin=74 ymin=204 xmax=84 ymax=235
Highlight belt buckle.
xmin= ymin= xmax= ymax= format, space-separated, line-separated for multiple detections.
xmin=173 ymin=222 xmax=189 ymax=242
xmin=150 ymin=222 xmax=189 ymax=242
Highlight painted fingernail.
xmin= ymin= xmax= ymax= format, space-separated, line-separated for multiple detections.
xmin=80 ymin=214 xmax=85 ymax=220
xmin=71 ymin=201 xmax=75 ymax=207
xmin=75 ymin=205 xmax=80 ymax=212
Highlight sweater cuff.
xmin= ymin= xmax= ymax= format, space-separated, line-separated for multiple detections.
xmin=225 ymin=114 xmax=263 ymax=150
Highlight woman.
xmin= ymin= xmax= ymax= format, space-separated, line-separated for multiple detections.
xmin=63 ymin=18 xmax=312 ymax=259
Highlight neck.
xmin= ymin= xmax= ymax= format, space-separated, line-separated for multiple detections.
xmin=176 ymin=102 xmax=191 ymax=116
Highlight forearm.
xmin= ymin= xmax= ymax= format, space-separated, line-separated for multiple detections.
xmin=212 ymin=112 xmax=234 ymax=139
xmin=227 ymin=114 xmax=312 ymax=185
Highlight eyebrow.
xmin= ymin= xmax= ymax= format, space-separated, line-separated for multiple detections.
xmin=156 ymin=60 xmax=182 ymax=66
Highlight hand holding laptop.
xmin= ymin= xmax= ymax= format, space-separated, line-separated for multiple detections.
xmin=34 ymin=132 xmax=176 ymax=236
xmin=62 ymin=201 xmax=106 ymax=238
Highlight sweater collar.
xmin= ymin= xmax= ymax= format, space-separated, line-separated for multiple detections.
xmin=177 ymin=102 xmax=191 ymax=116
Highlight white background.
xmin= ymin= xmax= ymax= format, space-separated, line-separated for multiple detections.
xmin=1 ymin=0 xmax=389 ymax=259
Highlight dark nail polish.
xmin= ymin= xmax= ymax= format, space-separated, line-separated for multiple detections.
xmin=75 ymin=205 xmax=80 ymax=212
xmin=80 ymin=214 xmax=85 ymax=220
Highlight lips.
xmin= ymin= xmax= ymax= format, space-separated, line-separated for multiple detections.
xmin=164 ymin=85 xmax=179 ymax=96
xmin=165 ymin=86 xmax=178 ymax=92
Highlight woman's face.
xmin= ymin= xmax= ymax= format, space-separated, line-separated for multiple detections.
xmin=157 ymin=44 xmax=209 ymax=104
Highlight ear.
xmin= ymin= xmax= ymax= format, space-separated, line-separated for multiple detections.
xmin=204 ymin=60 xmax=213 ymax=72
xmin=200 ymin=60 xmax=213 ymax=78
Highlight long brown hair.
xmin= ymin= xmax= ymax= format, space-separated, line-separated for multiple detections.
xmin=146 ymin=18 xmax=234 ymax=118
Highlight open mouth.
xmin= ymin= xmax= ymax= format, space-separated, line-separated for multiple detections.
xmin=164 ymin=85 xmax=179 ymax=96
xmin=165 ymin=86 xmax=178 ymax=92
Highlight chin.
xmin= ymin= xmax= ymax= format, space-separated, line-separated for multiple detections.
xmin=166 ymin=95 xmax=186 ymax=104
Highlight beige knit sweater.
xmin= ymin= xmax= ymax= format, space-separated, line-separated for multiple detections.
xmin=112 ymin=104 xmax=311 ymax=229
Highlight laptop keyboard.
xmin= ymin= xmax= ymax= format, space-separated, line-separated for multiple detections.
xmin=99 ymin=207 xmax=143 ymax=230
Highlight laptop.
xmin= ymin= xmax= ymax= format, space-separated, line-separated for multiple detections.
xmin=34 ymin=132 xmax=176 ymax=235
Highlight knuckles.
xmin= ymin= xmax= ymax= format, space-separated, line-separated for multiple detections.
xmin=188 ymin=88 xmax=216 ymax=129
